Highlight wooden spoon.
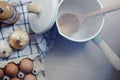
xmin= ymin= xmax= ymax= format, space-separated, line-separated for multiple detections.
xmin=58 ymin=2 xmax=120 ymax=37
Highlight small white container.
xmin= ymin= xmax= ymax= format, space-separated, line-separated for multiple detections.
xmin=29 ymin=0 xmax=64 ymax=34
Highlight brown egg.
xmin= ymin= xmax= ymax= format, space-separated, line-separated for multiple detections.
xmin=24 ymin=74 xmax=36 ymax=80
xmin=20 ymin=58 xmax=33 ymax=73
xmin=11 ymin=77 xmax=20 ymax=80
xmin=5 ymin=63 xmax=19 ymax=77
xmin=0 ymin=68 xmax=4 ymax=78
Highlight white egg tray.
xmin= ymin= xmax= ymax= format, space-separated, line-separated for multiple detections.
xmin=0 ymin=54 xmax=47 ymax=80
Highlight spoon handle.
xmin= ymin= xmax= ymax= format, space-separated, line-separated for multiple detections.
xmin=86 ymin=2 xmax=120 ymax=18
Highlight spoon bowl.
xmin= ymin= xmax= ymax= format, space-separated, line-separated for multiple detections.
xmin=58 ymin=13 xmax=85 ymax=37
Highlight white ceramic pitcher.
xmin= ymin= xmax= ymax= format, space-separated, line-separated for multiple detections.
xmin=56 ymin=0 xmax=120 ymax=71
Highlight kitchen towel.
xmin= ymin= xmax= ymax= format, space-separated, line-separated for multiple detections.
xmin=0 ymin=0 xmax=56 ymax=61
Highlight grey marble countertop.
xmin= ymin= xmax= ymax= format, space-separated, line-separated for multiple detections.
xmin=45 ymin=0 xmax=120 ymax=80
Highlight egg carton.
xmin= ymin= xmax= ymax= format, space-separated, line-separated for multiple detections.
xmin=0 ymin=54 xmax=47 ymax=80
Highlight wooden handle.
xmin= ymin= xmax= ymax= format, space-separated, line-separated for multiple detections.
xmin=92 ymin=36 xmax=120 ymax=71
xmin=86 ymin=2 xmax=120 ymax=18
xmin=27 ymin=3 xmax=41 ymax=14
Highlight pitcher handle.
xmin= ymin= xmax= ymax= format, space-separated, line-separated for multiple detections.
xmin=92 ymin=35 xmax=120 ymax=71
xmin=58 ymin=0 xmax=64 ymax=7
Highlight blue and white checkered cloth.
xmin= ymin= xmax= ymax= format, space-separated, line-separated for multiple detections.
xmin=0 ymin=0 xmax=57 ymax=61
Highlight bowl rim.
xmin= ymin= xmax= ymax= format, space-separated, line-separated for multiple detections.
xmin=56 ymin=0 xmax=105 ymax=42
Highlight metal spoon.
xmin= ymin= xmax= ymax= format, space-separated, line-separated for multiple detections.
xmin=58 ymin=2 xmax=120 ymax=37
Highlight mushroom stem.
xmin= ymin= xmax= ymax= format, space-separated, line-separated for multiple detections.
xmin=16 ymin=39 xmax=21 ymax=44
xmin=3 ymin=50 xmax=6 ymax=55
xmin=0 ymin=8 xmax=3 ymax=13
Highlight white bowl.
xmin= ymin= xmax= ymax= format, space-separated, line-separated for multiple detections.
xmin=56 ymin=0 xmax=105 ymax=42
xmin=29 ymin=0 xmax=59 ymax=34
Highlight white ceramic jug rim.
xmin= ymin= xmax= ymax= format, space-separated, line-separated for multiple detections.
xmin=56 ymin=0 xmax=105 ymax=42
